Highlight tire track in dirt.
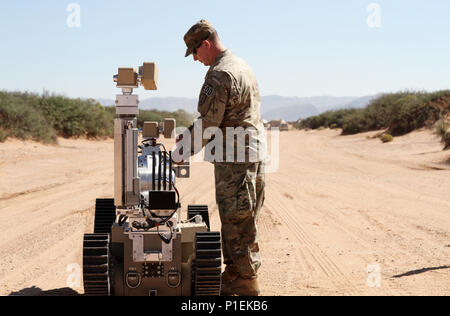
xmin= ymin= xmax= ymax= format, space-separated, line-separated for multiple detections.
xmin=0 ymin=173 xmax=113 ymax=246
xmin=265 ymin=180 xmax=362 ymax=295
xmin=0 ymin=207 xmax=93 ymax=295
xmin=0 ymin=182 xmax=67 ymax=202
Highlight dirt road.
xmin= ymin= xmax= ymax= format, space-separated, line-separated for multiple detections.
xmin=0 ymin=129 xmax=449 ymax=296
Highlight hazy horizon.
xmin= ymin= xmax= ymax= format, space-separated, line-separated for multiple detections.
xmin=2 ymin=88 xmax=443 ymax=102
xmin=1 ymin=1 xmax=449 ymax=100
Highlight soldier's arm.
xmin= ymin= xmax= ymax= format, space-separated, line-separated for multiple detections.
xmin=186 ymin=71 xmax=231 ymax=156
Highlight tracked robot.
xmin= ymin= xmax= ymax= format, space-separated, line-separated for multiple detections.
xmin=82 ymin=63 xmax=222 ymax=296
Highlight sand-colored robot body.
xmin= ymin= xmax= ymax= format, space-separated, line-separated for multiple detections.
xmin=82 ymin=63 xmax=221 ymax=296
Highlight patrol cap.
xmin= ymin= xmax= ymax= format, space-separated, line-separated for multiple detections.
xmin=184 ymin=20 xmax=216 ymax=57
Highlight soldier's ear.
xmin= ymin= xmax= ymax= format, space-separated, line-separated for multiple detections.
xmin=203 ymin=39 xmax=212 ymax=50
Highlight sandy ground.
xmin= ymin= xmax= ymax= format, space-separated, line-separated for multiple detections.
xmin=0 ymin=129 xmax=449 ymax=296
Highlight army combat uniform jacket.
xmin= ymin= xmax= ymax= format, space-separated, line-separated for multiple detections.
xmin=187 ymin=49 xmax=267 ymax=163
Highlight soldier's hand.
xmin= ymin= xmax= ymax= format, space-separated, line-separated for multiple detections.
xmin=172 ymin=157 xmax=184 ymax=165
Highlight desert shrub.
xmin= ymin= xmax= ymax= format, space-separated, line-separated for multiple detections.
xmin=443 ymin=129 xmax=450 ymax=150
xmin=341 ymin=109 xmax=369 ymax=135
xmin=0 ymin=129 xmax=7 ymax=142
xmin=433 ymin=120 xmax=449 ymax=137
xmin=0 ymin=91 xmax=115 ymax=142
xmin=38 ymin=95 xmax=114 ymax=138
xmin=436 ymin=120 xmax=450 ymax=150
xmin=387 ymin=95 xmax=442 ymax=136
xmin=0 ymin=90 xmax=196 ymax=143
xmin=0 ymin=92 xmax=57 ymax=143
xmin=293 ymin=121 xmax=302 ymax=130
xmin=380 ymin=134 xmax=394 ymax=143
xmin=299 ymin=108 xmax=357 ymax=130
xmin=298 ymin=90 xmax=450 ymax=136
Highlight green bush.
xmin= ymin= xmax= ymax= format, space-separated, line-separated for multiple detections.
xmin=299 ymin=90 xmax=450 ymax=137
xmin=341 ymin=109 xmax=369 ymax=135
xmin=387 ymin=94 xmax=442 ymax=136
xmin=443 ymin=129 xmax=450 ymax=150
xmin=380 ymin=134 xmax=394 ymax=143
xmin=0 ymin=91 xmax=57 ymax=143
xmin=435 ymin=120 xmax=450 ymax=150
xmin=37 ymin=95 xmax=114 ymax=138
xmin=298 ymin=108 xmax=358 ymax=130
xmin=0 ymin=91 xmax=114 ymax=142
xmin=434 ymin=120 xmax=449 ymax=137
xmin=0 ymin=90 xmax=196 ymax=144
xmin=0 ymin=128 xmax=7 ymax=142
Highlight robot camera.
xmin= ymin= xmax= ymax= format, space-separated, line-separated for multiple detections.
xmin=114 ymin=62 xmax=158 ymax=91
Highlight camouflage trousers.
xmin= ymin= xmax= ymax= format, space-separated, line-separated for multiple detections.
xmin=214 ymin=161 xmax=265 ymax=279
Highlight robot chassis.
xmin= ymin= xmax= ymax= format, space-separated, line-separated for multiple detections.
xmin=82 ymin=63 xmax=222 ymax=296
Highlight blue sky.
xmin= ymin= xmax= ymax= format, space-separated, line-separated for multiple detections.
xmin=0 ymin=0 xmax=449 ymax=100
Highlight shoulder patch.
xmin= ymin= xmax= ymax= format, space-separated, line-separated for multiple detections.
xmin=202 ymin=84 xmax=214 ymax=96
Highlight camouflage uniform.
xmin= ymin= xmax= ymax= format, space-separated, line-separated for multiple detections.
xmin=184 ymin=21 xmax=267 ymax=280
xmin=215 ymin=161 xmax=265 ymax=279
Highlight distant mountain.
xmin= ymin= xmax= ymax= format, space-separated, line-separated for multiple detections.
xmin=96 ymin=94 xmax=378 ymax=122
xmin=259 ymin=95 xmax=376 ymax=121
xmin=330 ymin=94 xmax=381 ymax=111
xmin=261 ymin=95 xmax=357 ymax=114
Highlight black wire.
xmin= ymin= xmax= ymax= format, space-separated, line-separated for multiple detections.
xmin=157 ymin=143 xmax=168 ymax=153
xmin=141 ymin=139 xmax=167 ymax=153
xmin=118 ymin=215 xmax=128 ymax=226
xmin=157 ymin=222 xmax=173 ymax=244
xmin=137 ymin=144 xmax=179 ymax=243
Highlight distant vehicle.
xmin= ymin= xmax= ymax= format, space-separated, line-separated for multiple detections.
xmin=268 ymin=119 xmax=289 ymax=131
xmin=280 ymin=122 xmax=289 ymax=131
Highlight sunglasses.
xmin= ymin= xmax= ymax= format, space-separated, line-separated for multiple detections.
xmin=193 ymin=40 xmax=204 ymax=55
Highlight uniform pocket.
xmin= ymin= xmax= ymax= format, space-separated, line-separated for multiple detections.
xmin=235 ymin=171 xmax=256 ymax=220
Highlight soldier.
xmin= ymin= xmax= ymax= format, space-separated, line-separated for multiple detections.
xmin=178 ymin=20 xmax=267 ymax=296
